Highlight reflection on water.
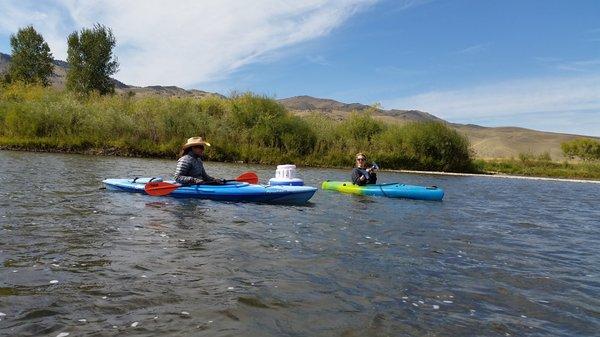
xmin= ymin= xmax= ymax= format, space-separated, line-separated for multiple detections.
xmin=1 ymin=150 xmax=599 ymax=336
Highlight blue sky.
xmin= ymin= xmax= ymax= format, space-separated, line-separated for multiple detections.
xmin=1 ymin=0 xmax=599 ymax=136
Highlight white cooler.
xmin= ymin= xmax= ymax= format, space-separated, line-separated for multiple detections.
xmin=268 ymin=164 xmax=304 ymax=186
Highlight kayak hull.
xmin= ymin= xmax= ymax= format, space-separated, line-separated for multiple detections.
xmin=321 ymin=181 xmax=444 ymax=201
xmin=103 ymin=178 xmax=317 ymax=204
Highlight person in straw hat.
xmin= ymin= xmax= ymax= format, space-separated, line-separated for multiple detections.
xmin=174 ymin=137 xmax=224 ymax=185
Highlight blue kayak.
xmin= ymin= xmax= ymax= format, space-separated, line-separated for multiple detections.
xmin=321 ymin=181 xmax=444 ymax=201
xmin=103 ymin=178 xmax=317 ymax=204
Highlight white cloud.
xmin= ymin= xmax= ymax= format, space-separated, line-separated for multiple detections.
xmin=555 ymin=59 xmax=600 ymax=72
xmin=452 ymin=43 xmax=491 ymax=55
xmin=382 ymin=75 xmax=600 ymax=136
xmin=534 ymin=56 xmax=600 ymax=73
xmin=0 ymin=1 xmax=72 ymax=58
xmin=0 ymin=0 xmax=378 ymax=86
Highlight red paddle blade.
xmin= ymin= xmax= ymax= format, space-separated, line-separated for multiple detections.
xmin=235 ymin=171 xmax=259 ymax=184
xmin=144 ymin=182 xmax=180 ymax=196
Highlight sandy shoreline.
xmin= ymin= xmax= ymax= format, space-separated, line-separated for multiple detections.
xmin=392 ymin=169 xmax=600 ymax=184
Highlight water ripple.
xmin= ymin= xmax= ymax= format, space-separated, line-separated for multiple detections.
xmin=1 ymin=151 xmax=599 ymax=336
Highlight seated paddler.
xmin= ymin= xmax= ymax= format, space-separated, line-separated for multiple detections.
xmin=174 ymin=137 xmax=224 ymax=185
xmin=351 ymin=152 xmax=378 ymax=186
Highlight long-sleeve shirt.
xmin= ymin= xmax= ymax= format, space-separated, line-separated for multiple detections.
xmin=351 ymin=167 xmax=377 ymax=186
xmin=174 ymin=153 xmax=216 ymax=185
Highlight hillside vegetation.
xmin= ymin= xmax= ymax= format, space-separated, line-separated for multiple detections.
xmin=278 ymin=96 xmax=593 ymax=161
xmin=2 ymin=51 xmax=594 ymax=162
xmin=0 ymin=84 xmax=476 ymax=172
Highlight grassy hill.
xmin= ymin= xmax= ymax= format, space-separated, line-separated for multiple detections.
xmin=276 ymin=95 xmax=596 ymax=160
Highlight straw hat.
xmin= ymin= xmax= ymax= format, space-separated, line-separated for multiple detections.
xmin=181 ymin=137 xmax=211 ymax=150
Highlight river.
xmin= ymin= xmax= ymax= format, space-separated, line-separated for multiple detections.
xmin=0 ymin=150 xmax=598 ymax=336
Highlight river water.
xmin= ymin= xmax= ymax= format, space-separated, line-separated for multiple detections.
xmin=0 ymin=150 xmax=598 ymax=336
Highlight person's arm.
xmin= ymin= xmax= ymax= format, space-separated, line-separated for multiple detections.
xmin=174 ymin=156 xmax=200 ymax=185
xmin=352 ymin=168 xmax=367 ymax=186
xmin=200 ymin=162 xmax=218 ymax=182
xmin=368 ymin=171 xmax=377 ymax=184
xmin=197 ymin=160 xmax=225 ymax=184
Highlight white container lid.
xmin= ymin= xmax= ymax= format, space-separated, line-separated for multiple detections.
xmin=275 ymin=164 xmax=297 ymax=179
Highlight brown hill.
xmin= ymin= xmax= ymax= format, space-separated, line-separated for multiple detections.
xmin=2 ymin=52 xmax=595 ymax=159
xmin=453 ymin=125 xmax=592 ymax=159
xmin=277 ymin=95 xmax=598 ymax=160
xmin=278 ymin=95 xmax=443 ymax=123
xmin=0 ymin=52 xmax=11 ymax=73
xmin=124 ymin=85 xmax=224 ymax=99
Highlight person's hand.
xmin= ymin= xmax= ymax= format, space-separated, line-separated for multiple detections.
xmin=209 ymin=179 xmax=225 ymax=185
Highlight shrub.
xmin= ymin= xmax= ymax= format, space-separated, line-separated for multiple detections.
xmin=561 ymin=138 xmax=600 ymax=161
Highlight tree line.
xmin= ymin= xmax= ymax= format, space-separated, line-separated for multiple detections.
xmin=0 ymin=86 xmax=476 ymax=172
xmin=2 ymin=24 xmax=118 ymax=95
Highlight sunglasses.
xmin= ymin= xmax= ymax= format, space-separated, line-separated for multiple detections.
xmin=193 ymin=145 xmax=205 ymax=150
xmin=356 ymin=157 xmax=366 ymax=161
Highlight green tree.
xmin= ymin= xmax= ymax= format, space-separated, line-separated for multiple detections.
xmin=66 ymin=24 xmax=119 ymax=95
xmin=561 ymin=138 xmax=600 ymax=161
xmin=8 ymin=26 xmax=54 ymax=86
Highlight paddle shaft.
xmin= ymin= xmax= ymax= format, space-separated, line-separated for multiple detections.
xmin=144 ymin=171 xmax=258 ymax=196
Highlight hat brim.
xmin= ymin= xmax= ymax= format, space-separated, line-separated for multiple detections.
xmin=182 ymin=141 xmax=211 ymax=150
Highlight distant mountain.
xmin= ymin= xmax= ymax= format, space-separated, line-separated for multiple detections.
xmin=278 ymin=95 xmax=371 ymax=112
xmin=0 ymin=52 xmax=79 ymax=88
xmin=453 ymin=125 xmax=594 ymax=159
xmin=276 ymin=95 xmax=596 ymax=159
xmin=0 ymin=52 xmax=223 ymax=98
xmin=125 ymin=85 xmax=224 ymax=99
xmin=2 ymin=52 xmax=596 ymax=159
xmin=0 ymin=52 xmax=10 ymax=71
xmin=278 ymin=95 xmax=443 ymax=123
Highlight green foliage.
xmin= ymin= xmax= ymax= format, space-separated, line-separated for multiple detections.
xmin=479 ymin=158 xmax=600 ymax=180
xmin=518 ymin=151 xmax=552 ymax=163
xmin=340 ymin=112 xmax=383 ymax=142
xmin=220 ymin=93 xmax=317 ymax=158
xmin=0 ymin=85 xmax=476 ymax=172
xmin=401 ymin=122 xmax=473 ymax=171
xmin=300 ymin=113 xmax=476 ymax=171
xmin=66 ymin=24 xmax=119 ymax=95
xmin=7 ymin=26 xmax=54 ymax=86
xmin=561 ymin=138 xmax=600 ymax=161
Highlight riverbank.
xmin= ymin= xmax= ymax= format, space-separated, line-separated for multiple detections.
xmin=0 ymin=84 xmax=474 ymax=172
xmin=476 ymin=158 xmax=600 ymax=181
xmin=395 ymin=168 xmax=600 ymax=184
xmin=2 ymin=84 xmax=598 ymax=180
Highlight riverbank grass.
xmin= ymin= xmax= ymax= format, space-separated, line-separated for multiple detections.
xmin=0 ymin=84 xmax=476 ymax=172
xmin=2 ymin=84 xmax=598 ymax=180
xmin=478 ymin=157 xmax=600 ymax=180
